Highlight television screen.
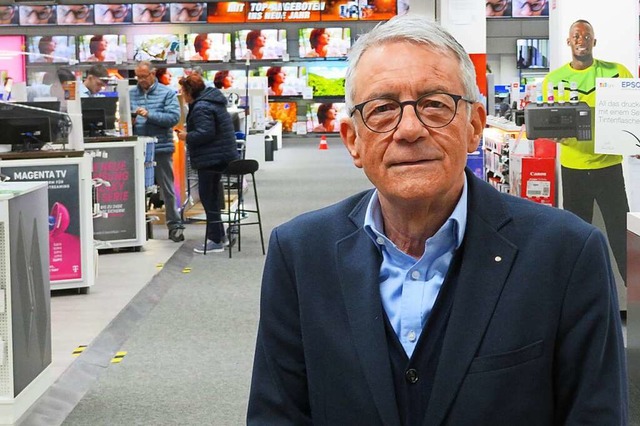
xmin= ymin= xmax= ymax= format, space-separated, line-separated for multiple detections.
xmin=78 ymin=35 xmax=127 ymax=63
xmin=307 ymin=102 xmax=347 ymax=133
xmin=170 ymin=2 xmax=206 ymax=22
xmin=305 ymin=64 xmax=347 ymax=97
xmin=299 ymin=28 xmax=350 ymax=59
xmin=358 ymin=0 xmax=397 ymax=20
xmin=94 ymin=4 xmax=132 ymax=25
xmin=0 ymin=101 xmax=63 ymax=149
xmin=131 ymin=34 xmax=180 ymax=62
xmin=184 ymin=33 xmax=232 ymax=61
xmin=132 ymin=3 xmax=170 ymax=23
xmin=19 ymin=5 xmax=56 ymax=25
xmin=155 ymin=67 xmax=185 ymax=91
xmin=321 ymin=0 xmax=358 ymax=21
xmin=204 ymin=69 xmax=245 ymax=90
xmin=206 ymin=2 xmax=245 ymax=23
xmin=0 ymin=5 xmax=20 ymax=26
xmin=26 ymin=36 xmax=76 ymax=64
xmin=511 ymin=0 xmax=549 ymax=17
xmin=485 ymin=0 xmax=512 ymax=17
xmin=516 ymin=39 xmax=549 ymax=69
xmin=56 ymin=4 xmax=94 ymax=25
xmin=253 ymin=66 xmax=305 ymax=97
xmin=269 ymin=102 xmax=297 ymax=133
xmin=234 ymin=29 xmax=287 ymax=60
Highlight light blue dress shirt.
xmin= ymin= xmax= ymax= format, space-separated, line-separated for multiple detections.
xmin=363 ymin=177 xmax=468 ymax=358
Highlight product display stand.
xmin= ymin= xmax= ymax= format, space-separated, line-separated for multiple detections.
xmin=0 ymin=182 xmax=53 ymax=425
xmin=0 ymin=153 xmax=95 ymax=292
xmin=85 ymin=137 xmax=147 ymax=251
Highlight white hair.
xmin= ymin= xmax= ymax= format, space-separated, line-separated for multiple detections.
xmin=344 ymin=15 xmax=480 ymax=110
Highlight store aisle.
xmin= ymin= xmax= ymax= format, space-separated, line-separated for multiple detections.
xmin=19 ymin=137 xmax=372 ymax=426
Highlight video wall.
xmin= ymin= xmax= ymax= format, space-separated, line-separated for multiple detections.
xmin=486 ymin=0 xmax=549 ymax=18
xmin=0 ymin=1 xmax=397 ymax=26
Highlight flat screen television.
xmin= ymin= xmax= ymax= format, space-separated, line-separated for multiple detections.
xmin=131 ymin=34 xmax=180 ymax=62
xmin=204 ymin=69 xmax=246 ymax=90
xmin=234 ymin=29 xmax=287 ymax=60
xmin=516 ymin=38 xmax=549 ymax=69
xmin=298 ymin=28 xmax=351 ymax=59
xmin=305 ymin=64 xmax=347 ymax=97
xmin=81 ymin=96 xmax=118 ymax=137
xmin=94 ymin=4 xmax=132 ymax=24
xmin=306 ymin=102 xmax=347 ymax=133
xmin=26 ymin=35 xmax=76 ymax=64
xmin=56 ymin=4 xmax=94 ymax=25
xmin=0 ymin=5 xmax=19 ymax=25
xmin=78 ymin=35 xmax=127 ymax=63
xmin=253 ymin=66 xmax=305 ymax=97
xmin=184 ymin=33 xmax=232 ymax=61
xmin=206 ymin=2 xmax=246 ymax=23
xmin=485 ymin=0 xmax=512 ymax=18
xmin=132 ymin=3 xmax=170 ymax=23
xmin=18 ymin=5 xmax=57 ymax=25
xmin=170 ymin=2 xmax=207 ymax=22
xmin=268 ymin=102 xmax=297 ymax=133
xmin=511 ymin=0 xmax=549 ymax=17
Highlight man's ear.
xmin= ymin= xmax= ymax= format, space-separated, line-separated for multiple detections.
xmin=340 ymin=117 xmax=362 ymax=168
xmin=593 ymin=38 xmax=597 ymax=47
xmin=467 ymin=102 xmax=486 ymax=153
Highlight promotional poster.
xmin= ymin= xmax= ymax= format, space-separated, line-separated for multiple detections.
xmin=89 ymin=146 xmax=138 ymax=241
xmin=3 ymin=164 xmax=82 ymax=282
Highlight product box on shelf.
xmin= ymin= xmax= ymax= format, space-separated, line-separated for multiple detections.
xmin=510 ymin=156 xmax=556 ymax=206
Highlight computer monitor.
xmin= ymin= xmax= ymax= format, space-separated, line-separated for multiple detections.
xmin=16 ymin=101 xmax=61 ymax=113
xmin=0 ymin=116 xmax=52 ymax=151
xmin=81 ymin=96 xmax=118 ymax=137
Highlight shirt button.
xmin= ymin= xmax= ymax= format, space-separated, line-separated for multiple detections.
xmin=407 ymin=330 xmax=416 ymax=342
xmin=411 ymin=270 xmax=420 ymax=280
xmin=376 ymin=237 xmax=385 ymax=245
xmin=405 ymin=368 xmax=419 ymax=384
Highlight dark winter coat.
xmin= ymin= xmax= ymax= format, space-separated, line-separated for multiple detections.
xmin=185 ymin=86 xmax=239 ymax=170
xmin=130 ymin=80 xmax=180 ymax=154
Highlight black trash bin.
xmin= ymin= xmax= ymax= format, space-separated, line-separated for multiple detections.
xmin=265 ymin=136 xmax=274 ymax=161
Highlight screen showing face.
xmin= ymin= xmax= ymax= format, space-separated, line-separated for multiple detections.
xmin=78 ymin=35 xmax=127 ymax=63
xmin=0 ymin=5 xmax=20 ymax=25
xmin=27 ymin=36 xmax=77 ymax=64
xmin=170 ymin=2 xmax=206 ymax=22
xmin=19 ymin=5 xmax=56 ymax=25
xmin=132 ymin=3 xmax=170 ymax=23
xmin=235 ymin=29 xmax=287 ymax=61
xmin=131 ymin=34 xmax=180 ymax=62
xmin=94 ymin=4 xmax=132 ymax=24
xmin=305 ymin=64 xmax=347 ymax=96
xmin=254 ymin=66 xmax=305 ymax=97
xmin=299 ymin=27 xmax=351 ymax=59
xmin=184 ymin=33 xmax=232 ymax=61
xmin=205 ymin=69 xmax=245 ymax=90
xmin=56 ymin=4 xmax=94 ymax=25
xmin=307 ymin=102 xmax=347 ymax=133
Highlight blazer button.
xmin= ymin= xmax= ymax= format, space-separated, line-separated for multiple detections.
xmin=405 ymin=368 xmax=419 ymax=384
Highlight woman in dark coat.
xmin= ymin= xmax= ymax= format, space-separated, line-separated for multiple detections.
xmin=177 ymin=73 xmax=239 ymax=253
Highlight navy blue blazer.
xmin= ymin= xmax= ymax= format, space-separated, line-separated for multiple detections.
xmin=248 ymin=169 xmax=627 ymax=425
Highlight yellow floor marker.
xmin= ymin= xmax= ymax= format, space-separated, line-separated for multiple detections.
xmin=156 ymin=263 xmax=164 ymax=269
xmin=72 ymin=345 xmax=87 ymax=357
xmin=111 ymin=351 xmax=127 ymax=363
xmin=182 ymin=267 xmax=192 ymax=274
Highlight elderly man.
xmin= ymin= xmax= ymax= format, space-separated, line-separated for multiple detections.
xmin=130 ymin=61 xmax=184 ymax=242
xmin=248 ymin=14 xmax=626 ymax=425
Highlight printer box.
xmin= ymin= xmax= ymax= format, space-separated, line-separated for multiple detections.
xmin=510 ymin=156 xmax=556 ymax=206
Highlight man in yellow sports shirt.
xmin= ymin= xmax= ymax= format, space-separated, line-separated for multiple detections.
xmin=543 ymin=19 xmax=631 ymax=285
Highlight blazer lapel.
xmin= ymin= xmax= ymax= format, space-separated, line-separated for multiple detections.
xmin=337 ymin=193 xmax=402 ymax=426
xmin=424 ymin=173 xmax=519 ymax=425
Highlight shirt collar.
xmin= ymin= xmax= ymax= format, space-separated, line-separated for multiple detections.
xmin=363 ymin=174 xmax=468 ymax=250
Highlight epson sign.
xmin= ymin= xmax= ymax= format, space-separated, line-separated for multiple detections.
xmin=621 ymin=81 xmax=640 ymax=89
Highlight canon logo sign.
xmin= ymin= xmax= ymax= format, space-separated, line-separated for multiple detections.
xmin=530 ymin=172 xmax=547 ymax=177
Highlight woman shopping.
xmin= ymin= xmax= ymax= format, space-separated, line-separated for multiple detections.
xmin=176 ymin=73 xmax=239 ymax=254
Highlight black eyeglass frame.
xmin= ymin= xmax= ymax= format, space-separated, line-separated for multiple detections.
xmin=349 ymin=92 xmax=475 ymax=134
xmin=515 ymin=0 xmax=546 ymax=12
xmin=485 ymin=0 xmax=508 ymax=12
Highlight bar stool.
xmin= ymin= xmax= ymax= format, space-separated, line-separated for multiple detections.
xmin=203 ymin=159 xmax=265 ymax=258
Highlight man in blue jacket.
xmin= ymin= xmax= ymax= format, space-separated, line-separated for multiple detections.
xmin=130 ymin=61 xmax=184 ymax=242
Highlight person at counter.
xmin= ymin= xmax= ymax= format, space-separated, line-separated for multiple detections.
xmin=130 ymin=61 xmax=184 ymax=242
xmin=80 ymin=64 xmax=109 ymax=97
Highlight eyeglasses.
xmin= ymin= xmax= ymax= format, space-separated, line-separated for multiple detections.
xmin=135 ymin=4 xmax=166 ymax=18
xmin=0 ymin=6 xmax=16 ymax=20
xmin=486 ymin=0 xmax=508 ymax=13
xmin=24 ymin=6 xmax=53 ymax=20
xmin=350 ymin=92 xmax=474 ymax=133
xmin=172 ymin=3 xmax=203 ymax=18
xmin=61 ymin=6 xmax=91 ymax=20
xmin=515 ymin=0 xmax=546 ymax=12
xmin=98 ymin=5 xmax=129 ymax=19
xmin=135 ymin=73 xmax=154 ymax=80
